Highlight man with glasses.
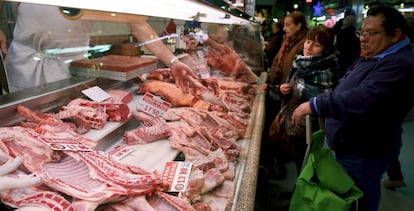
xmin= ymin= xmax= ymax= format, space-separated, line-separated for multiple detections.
xmin=291 ymin=5 xmax=414 ymax=211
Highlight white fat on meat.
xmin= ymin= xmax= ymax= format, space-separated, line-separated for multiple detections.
xmin=15 ymin=207 xmax=49 ymax=211
xmin=0 ymin=156 xmax=22 ymax=176
xmin=201 ymin=168 xmax=225 ymax=194
xmin=124 ymin=110 xmax=170 ymax=145
xmin=181 ymin=169 xmax=204 ymax=203
xmin=1 ymin=187 xmax=73 ymax=211
xmin=43 ymin=150 xmax=164 ymax=202
xmin=122 ymin=195 xmax=155 ymax=211
xmin=0 ymin=157 xmax=43 ymax=192
xmin=0 ymin=126 xmax=57 ymax=173
xmin=147 ymin=191 xmax=196 ymax=211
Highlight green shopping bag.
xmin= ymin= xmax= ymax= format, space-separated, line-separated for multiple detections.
xmin=289 ymin=129 xmax=364 ymax=211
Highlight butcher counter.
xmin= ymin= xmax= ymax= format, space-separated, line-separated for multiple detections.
xmin=0 ymin=71 xmax=267 ymax=210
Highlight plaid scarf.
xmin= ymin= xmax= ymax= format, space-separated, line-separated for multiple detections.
xmin=289 ymin=54 xmax=338 ymax=100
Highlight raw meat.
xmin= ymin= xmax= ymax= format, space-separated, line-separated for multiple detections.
xmin=104 ymin=90 xmax=133 ymax=104
xmin=137 ymin=80 xmax=195 ymax=107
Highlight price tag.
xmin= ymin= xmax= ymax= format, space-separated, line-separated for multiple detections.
xmin=136 ymin=92 xmax=171 ymax=118
xmin=27 ymin=130 xmax=93 ymax=151
xmin=108 ymin=145 xmax=136 ymax=161
xmin=81 ymin=86 xmax=111 ymax=102
xmin=162 ymin=161 xmax=192 ymax=192
xmin=198 ymin=64 xmax=210 ymax=79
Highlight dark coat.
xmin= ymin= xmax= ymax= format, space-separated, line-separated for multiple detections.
xmin=264 ymin=30 xmax=284 ymax=69
xmin=335 ymin=25 xmax=360 ymax=78
xmin=310 ymin=40 xmax=414 ymax=157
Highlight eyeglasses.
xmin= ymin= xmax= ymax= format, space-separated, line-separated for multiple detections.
xmin=355 ymin=30 xmax=385 ymax=38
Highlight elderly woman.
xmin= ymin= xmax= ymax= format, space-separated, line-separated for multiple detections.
xmin=261 ymin=11 xmax=309 ymax=181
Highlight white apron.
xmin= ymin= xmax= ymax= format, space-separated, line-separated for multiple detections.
xmin=5 ymin=3 xmax=93 ymax=92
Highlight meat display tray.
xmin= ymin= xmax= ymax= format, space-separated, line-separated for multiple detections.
xmin=82 ymin=92 xmax=180 ymax=172
xmin=70 ymin=55 xmax=157 ymax=81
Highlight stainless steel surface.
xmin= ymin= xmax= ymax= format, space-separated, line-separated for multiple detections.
xmin=0 ymin=76 xmax=136 ymax=127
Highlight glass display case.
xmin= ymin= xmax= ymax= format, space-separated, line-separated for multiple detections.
xmin=0 ymin=1 xmax=266 ymax=210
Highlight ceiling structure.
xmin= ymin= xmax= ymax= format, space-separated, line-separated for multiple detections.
xmin=256 ymin=0 xmax=413 ymax=19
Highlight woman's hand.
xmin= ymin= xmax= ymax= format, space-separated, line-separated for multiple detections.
xmin=279 ymin=83 xmax=292 ymax=95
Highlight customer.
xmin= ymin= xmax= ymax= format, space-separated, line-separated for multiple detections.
xmin=335 ymin=14 xmax=360 ymax=79
xmin=2 ymin=3 xmax=197 ymax=93
xmin=261 ymin=11 xmax=308 ymax=179
xmin=383 ymin=15 xmax=414 ymax=190
xmin=291 ymin=5 xmax=414 ymax=211
xmin=383 ymin=159 xmax=406 ymax=189
xmin=269 ymin=25 xmax=338 ymax=177
xmin=264 ymin=21 xmax=284 ymax=70
xmin=333 ymin=7 xmax=355 ymax=35
xmin=269 ymin=11 xmax=309 ymax=87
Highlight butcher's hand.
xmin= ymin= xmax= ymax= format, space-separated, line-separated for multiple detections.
xmin=291 ymin=101 xmax=312 ymax=125
xmin=170 ymin=60 xmax=198 ymax=94
xmin=0 ymin=29 xmax=8 ymax=55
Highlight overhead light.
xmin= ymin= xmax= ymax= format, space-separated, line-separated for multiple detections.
xmin=5 ymin=0 xmax=251 ymax=25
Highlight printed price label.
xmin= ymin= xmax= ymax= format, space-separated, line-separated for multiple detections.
xmin=162 ymin=161 xmax=193 ymax=192
xmin=137 ymin=92 xmax=171 ymax=118
xmin=108 ymin=145 xmax=136 ymax=161
xmin=26 ymin=130 xmax=93 ymax=151
xmin=198 ymin=64 xmax=210 ymax=79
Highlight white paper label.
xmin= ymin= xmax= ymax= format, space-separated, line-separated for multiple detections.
xmin=198 ymin=64 xmax=210 ymax=79
xmin=27 ymin=130 xmax=93 ymax=152
xmin=81 ymin=86 xmax=111 ymax=102
xmin=162 ymin=161 xmax=193 ymax=192
xmin=108 ymin=145 xmax=136 ymax=161
xmin=136 ymin=92 xmax=171 ymax=118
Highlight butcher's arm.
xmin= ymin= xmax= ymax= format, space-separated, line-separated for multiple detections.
xmin=62 ymin=8 xmax=199 ymax=92
xmin=130 ymin=21 xmax=198 ymax=93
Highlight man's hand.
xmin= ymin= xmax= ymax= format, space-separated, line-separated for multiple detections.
xmin=291 ymin=101 xmax=312 ymax=125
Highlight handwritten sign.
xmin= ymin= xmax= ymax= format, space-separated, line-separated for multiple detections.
xmin=162 ymin=161 xmax=192 ymax=192
xmin=137 ymin=92 xmax=171 ymax=118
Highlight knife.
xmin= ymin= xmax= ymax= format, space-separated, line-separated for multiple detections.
xmin=0 ymin=51 xmax=9 ymax=93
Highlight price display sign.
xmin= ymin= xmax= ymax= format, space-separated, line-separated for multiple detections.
xmin=136 ymin=92 xmax=171 ymax=118
xmin=198 ymin=64 xmax=210 ymax=79
xmin=26 ymin=130 xmax=93 ymax=151
xmin=108 ymin=145 xmax=136 ymax=161
xmin=196 ymin=49 xmax=210 ymax=79
xmin=162 ymin=161 xmax=193 ymax=192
